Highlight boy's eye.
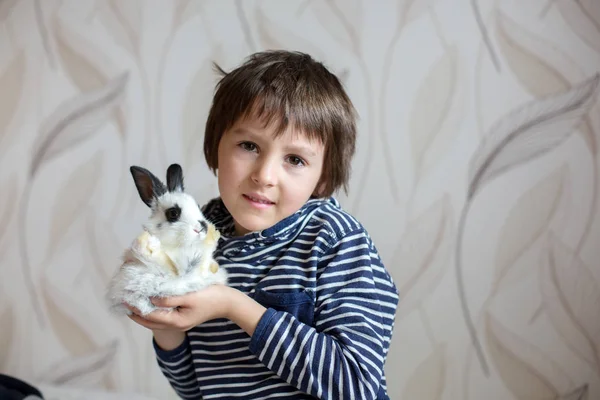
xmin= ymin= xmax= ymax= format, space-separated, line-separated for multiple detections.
xmin=287 ymin=155 xmax=305 ymax=167
xmin=239 ymin=141 xmax=258 ymax=152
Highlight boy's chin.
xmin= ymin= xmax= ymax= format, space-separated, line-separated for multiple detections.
xmin=234 ymin=217 xmax=272 ymax=236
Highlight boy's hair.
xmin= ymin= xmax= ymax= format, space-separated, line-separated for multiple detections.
xmin=203 ymin=50 xmax=357 ymax=198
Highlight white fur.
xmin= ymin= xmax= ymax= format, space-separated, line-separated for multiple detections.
xmin=105 ymin=167 xmax=227 ymax=316
xmin=106 ymin=230 xmax=227 ymax=316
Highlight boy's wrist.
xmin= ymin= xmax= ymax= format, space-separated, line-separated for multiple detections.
xmin=224 ymin=287 xmax=267 ymax=337
xmin=152 ymin=329 xmax=186 ymax=351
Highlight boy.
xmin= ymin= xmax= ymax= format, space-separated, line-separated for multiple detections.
xmin=126 ymin=50 xmax=399 ymax=399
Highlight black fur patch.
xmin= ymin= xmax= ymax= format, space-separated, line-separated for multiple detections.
xmin=165 ymin=205 xmax=181 ymax=222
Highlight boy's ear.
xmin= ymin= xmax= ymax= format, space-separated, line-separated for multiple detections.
xmin=312 ymin=181 xmax=327 ymax=198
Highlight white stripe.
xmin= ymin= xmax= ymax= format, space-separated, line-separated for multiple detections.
xmin=202 ymin=382 xmax=295 ymax=399
xmin=266 ymin=316 xmax=293 ymax=370
xmin=194 ymin=355 xmax=256 ymax=364
xmin=339 ymin=332 xmax=384 ymax=363
xmin=316 ymin=339 xmax=326 ymax=398
xmin=259 ymin=315 xmax=286 ymax=361
xmin=300 ymin=336 xmax=318 ymax=394
xmin=187 ymin=337 xmax=250 ymax=346
xmin=320 ymin=265 xmax=372 ymax=279
xmin=157 ymin=352 xmax=191 ymax=367
xmin=328 ymin=343 xmax=335 ymax=399
xmin=196 ymin=371 xmax=272 ymax=382
xmin=285 ymin=328 xmax=316 ymax=384
xmin=323 ymin=324 xmax=383 ymax=346
xmin=259 ymin=274 xmax=314 ymax=283
xmin=316 ymin=277 xmax=375 ymax=291
xmin=277 ymin=322 xmax=304 ymax=377
xmin=192 ymin=347 xmax=251 ymax=356
xmin=195 ymin=363 xmax=266 ymax=373
xmin=325 ymin=254 xmax=371 ymax=267
xmin=318 ymin=311 xmax=386 ymax=331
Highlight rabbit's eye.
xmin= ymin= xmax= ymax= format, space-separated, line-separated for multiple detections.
xmin=165 ymin=206 xmax=181 ymax=223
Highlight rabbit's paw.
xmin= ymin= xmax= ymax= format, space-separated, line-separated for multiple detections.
xmin=130 ymin=232 xmax=156 ymax=262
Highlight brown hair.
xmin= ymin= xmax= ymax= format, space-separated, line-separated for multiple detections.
xmin=203 ymin=50 xmax=357 ymax=198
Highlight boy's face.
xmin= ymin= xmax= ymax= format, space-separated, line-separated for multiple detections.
xmin=216 ymin=116 xmax=325 ymax=236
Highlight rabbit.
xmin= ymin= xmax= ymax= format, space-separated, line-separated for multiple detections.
xmin=106 ymin=163 xmax=227 ymax=316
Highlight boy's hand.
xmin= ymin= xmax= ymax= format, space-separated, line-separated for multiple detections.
xmin=126 ymin=284 xmax=231 ymax=331
xmin=126 ymin=285 xmax=267 ymax=337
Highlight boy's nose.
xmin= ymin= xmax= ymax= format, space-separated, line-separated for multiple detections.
xmin=251 ymin=159 xmax=277 ymax=187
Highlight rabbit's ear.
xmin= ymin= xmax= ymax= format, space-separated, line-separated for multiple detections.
xmin=166 ymin=163 xmax=184 ymax=192
xmin=130 ymin=166 xmax=167 ymax=207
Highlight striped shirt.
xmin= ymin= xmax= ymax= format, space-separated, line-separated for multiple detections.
xmin=153 ymin=196 xmax=399 ymax=399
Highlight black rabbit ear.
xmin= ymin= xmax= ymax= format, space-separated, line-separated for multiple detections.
xmin=166 ymin=163 xmax=184 ymax=192
xmin=130 ymin=166 xmax=167 ymax=207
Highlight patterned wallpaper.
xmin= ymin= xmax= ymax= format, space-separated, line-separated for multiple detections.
xmin=0 ymin=0 xmax=599 ymax=399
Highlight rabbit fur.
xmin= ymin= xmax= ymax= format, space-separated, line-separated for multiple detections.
xmin=106 ymin=163 xmax=227 ymax=316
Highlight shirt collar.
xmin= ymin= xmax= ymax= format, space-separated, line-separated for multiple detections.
xmin=202 ymin=196 xmax=338 ymax=246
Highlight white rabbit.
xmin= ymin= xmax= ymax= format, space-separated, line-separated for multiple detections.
xmin=106 ymin=163 xmax=227 ymax=316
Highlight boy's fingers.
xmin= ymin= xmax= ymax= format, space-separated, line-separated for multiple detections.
xmin=128 ymin=313 xmax=173 ymax=330
xmin=125 ymin=304 xmax=141 ymax=314
xmin=151 ymin=296 xmax=184 ymax=308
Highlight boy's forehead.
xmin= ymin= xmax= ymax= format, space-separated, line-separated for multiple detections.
xmin=232 ymin=114 xmax=324 ymax=145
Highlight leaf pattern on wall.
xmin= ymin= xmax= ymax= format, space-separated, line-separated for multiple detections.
xmin=493 ymin=165 xmax=566 ymax=291
xmin=85 ymin=212 xmax=123 ymax=286
xmin=0 ymin=305 xmax=14 ymax=369
xmin=556 ymin=0 xmax=600 ymax=54
xmin=539 ymin=233 xmax=600 ymax=370
xmin=485 ymin=312 xmax=573 ymax=399
xmin=399 ymin=0 xmax=438 ymax=28
xmin=0 ymin=174 xmax=18 ymax=247
xmin=402 ymin=344 xmax=446 ymax=400
xmin=561 ymin=384 xmax=589 ymax=400
xmin=0 ymin=0 xmax=18 ymax=21
xmin=173 ymin=0 xmax=202 ymax=28
xmin=393 ymin=194 xmax=453 ymax=319
xmin=409 ymin=45 xmax=462 ymax=180
xmin=182 ymin=47 xmax=223 ymax=168
xmin=0 ymin=49 xmax=25 ymax=152
xmin=468 ymin=74 xmax=599 ymax=199
xmin=42 ymin=278 xmax=97 ymax=357
xmin=255 ymin=6 xmax=326 ymax=61
xmin=97 ymin=0 xmax=140 ymax=56
xmin=495 ymin=9 xmax=596 ymax=154
xmin=45 ymin=152 xmax=104 ymax=262
xmin=54 ymin=18 xmax=128 ymax=139
xmin=36 ymin=339 xmax=118 ymax=387
xmin=310 ymin=0 xmax=362 ymax=53
xmin=30 ymin=72 xmax=128 ymax=176
xmin=496 ymin=10 xmax=569 ymax=97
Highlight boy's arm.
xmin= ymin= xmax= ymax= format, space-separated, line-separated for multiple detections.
xmin=152 ymin=331 xmax=203 ymax=400
xmin=229 ymin=229 xmax=400 ymax=400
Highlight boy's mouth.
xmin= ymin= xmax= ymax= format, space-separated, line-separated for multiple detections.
xmin=243 ymin=194 xmax=275 ymax=207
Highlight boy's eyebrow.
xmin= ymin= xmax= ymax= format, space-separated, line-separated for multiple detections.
xmin=285 ymin=145 xmax=318 ymax=158
xmin=231 ymin=127 xmax=320 ymax=158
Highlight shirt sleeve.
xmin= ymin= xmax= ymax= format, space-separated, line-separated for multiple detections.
xmin=153 ymin=336 xmax=203 ymax=399
xmin=248 ymin=229 xmax=399 ymax=400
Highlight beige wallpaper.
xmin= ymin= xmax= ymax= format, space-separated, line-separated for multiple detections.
xmin=0 ymin=0 xmax=599 ymax=399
